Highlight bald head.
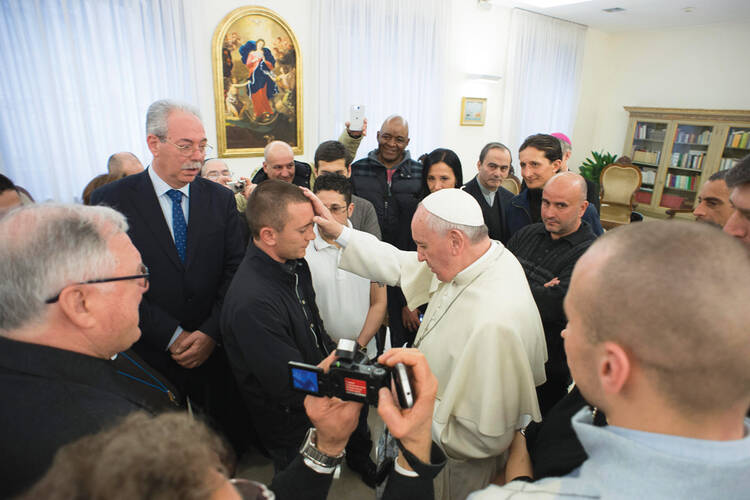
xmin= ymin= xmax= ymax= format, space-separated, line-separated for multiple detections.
xmin=107 ymin=152 xmax=143 ymax=176
xmin=541 ymin=172 xmax=588 ymax=239
xmin=263 ymin=141 xmax=295 ymax=183
xmin=569 ymin=220 xmax=750 ymax=413
xmin=377 ymin=115 xmax=410 ymax=166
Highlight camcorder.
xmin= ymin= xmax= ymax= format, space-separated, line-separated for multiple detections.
xmin=288 ymin=339 xmax=414 ymax=408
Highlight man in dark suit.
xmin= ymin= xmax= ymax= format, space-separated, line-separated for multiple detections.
xmin=0 ymin=204 xmax=183 ymax=497
xmin=91 ymin=100 xmax=246 ymax=448
xmin=463 ymin=142 xmax=516 ymax=244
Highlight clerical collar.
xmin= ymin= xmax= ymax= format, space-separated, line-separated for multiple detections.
xmin=478 ymin=181 xmax=497 ymax=206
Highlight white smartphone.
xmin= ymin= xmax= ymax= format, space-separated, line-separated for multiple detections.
xmin=349 ymin=105 xmax=365 ymax=132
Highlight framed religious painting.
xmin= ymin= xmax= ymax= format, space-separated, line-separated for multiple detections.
xmin=212 ymin=7 xmax=302 ymax=157
xmin=460 ymin=97 xmax=487 ymax=126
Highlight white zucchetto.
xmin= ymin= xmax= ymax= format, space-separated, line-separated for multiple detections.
xmin=421 ymin=188 xmax=484 ymax=226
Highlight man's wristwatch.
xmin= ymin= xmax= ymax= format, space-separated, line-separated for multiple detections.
xmin=300 ymin=428 xmax=345 ymax=469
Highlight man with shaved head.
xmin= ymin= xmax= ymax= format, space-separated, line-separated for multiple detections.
xmin=107 ymin=152 xmax=144 ymax=177
xmin=309 ymin=187 xmax=546 ymax=500
xmin=507 ymin=172 xmax=597 ymax=414
xmin=471 ymin=220 xmax=750 ymax=499
xmin=350 ymin=115 xmax=424 ymax=348
xmin=250 ymin=140 xmax=312 ymax=188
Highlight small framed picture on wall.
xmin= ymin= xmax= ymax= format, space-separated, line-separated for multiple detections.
xmin=460 ymin=97 xmax=487 ymax=126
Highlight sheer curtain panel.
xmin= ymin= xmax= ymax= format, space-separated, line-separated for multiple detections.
xmin=0 ymin=0 xmax=198 ymax=202
xmin=501 ymin=9 xmax=586 ymax=151
xmin=315 ymin=0 xmax=447 ymax=162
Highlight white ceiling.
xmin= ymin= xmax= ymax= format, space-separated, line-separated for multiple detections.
xmin=486 ymin=0 xmax=750 ymax=32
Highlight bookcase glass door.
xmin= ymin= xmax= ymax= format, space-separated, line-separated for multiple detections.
xmin=720 ymin=127 xmax=750 ymax=172
xmin=631 ymin=120 xmax=667 ymax=206
xmin=659 ymin=123 xmax=713 ymax=210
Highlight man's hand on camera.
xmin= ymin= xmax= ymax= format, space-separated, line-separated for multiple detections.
xmin=377 ymin=348 xmax=437 ymax=469
xmin=304 ymin=352 xmax=362 ymax=456
xmin=301 ymin=188 xmax=344 ymax=241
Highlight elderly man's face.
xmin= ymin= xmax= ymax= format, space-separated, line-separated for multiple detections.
xmin=264 ymin=146 xmax=295 ymax=183
xmin=724 ymin=183 xmax=750 ymax=249
xmin=693 ymin=179 xmax=733 ymax=228
xmin=149 ymin=110 xmax=207 ymax=189
xmin=377 ymin=119 xmax=409 ymax=164
xmin=411 ymin=207 xmax=456 ymax=282
xmin=94 ymin=233 xmax=148 ymax=356
xmin=203 ymin=161 xmax=232 ymax=186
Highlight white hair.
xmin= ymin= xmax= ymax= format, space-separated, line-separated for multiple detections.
xmin=146 ymin=99 xmax=201 ymax=138
xmin=0 ymin=204 xmax=128 ymax=331
xmin=420 ymin=207 xmax=488 ymax=244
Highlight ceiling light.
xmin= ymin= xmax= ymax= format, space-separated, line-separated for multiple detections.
xmin=602 ymin=7 xmax=626 ymax=12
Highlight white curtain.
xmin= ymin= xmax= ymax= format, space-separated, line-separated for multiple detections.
xmin=0 ymin=0 xmax=198 ymax=202
xmin=314 ymin=0 xmax=447 ymax=162
xmin=501 ymin=9 xmax=586 ymax=151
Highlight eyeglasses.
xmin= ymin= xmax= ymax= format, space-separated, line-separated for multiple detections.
xmin=325 ymin=204 xmax=348 ymax=215
xmin=45 ymin=264 xmax=150 ymax=304
xmin=205 ymin=170 xmax=233 ymax=179
xmin=161 ymin=138 xmax=214 ymax=156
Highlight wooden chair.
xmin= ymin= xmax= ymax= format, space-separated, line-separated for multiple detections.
xmin=599 ymin=163 xmax=642 ymax=229
xmin=501 ymin=177 xmax=521 ymax=195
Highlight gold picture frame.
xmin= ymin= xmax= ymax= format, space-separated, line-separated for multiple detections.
xmin=460 ymin=97 xmax=487 ymax=126
xmin=212 ymin=6 xmax=303 ymax=157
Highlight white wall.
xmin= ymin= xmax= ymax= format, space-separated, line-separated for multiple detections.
xmin=571 ymin=21 xmax=750 ymax=172
xmin=440 ymin=1 xmax=512 ymax=182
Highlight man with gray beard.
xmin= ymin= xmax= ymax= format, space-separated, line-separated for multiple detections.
xmin=91 ymin=100 xmax=246 ymax=450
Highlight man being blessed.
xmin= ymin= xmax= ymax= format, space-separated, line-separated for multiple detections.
xmin=307 ymin=187 xmax=547 ymax=499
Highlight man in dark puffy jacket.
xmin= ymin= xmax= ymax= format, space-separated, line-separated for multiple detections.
xmin=349 ymin=115 xmax=423 ymax=348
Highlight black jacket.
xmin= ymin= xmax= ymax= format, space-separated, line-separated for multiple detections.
xmin=350 ymin=150 xmax=422 ymax=250
xmin=462 ymin=176 xmax=515 ymax=244
xmin=251 ymin=160 xmax=312 ymax=188
xmin=221 ymin=241 xmax=335 ymax=449
xmin=0 ymin=337 xmax=182 ymax=497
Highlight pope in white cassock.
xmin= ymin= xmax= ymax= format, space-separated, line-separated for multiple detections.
xmin=306 ymin=187 xmax=548 ymax=500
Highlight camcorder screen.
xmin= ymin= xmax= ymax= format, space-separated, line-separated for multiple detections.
xmin=291 ymin=367 xmax=319 ymax=393
xmin=343 ymin=377 xmax=367 ymax=397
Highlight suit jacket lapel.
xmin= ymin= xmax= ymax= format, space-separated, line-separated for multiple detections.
xmin=185 ymin=179 xmax=206 ymax=269
xmin=130 ymin=171 xmax=184 ymax=270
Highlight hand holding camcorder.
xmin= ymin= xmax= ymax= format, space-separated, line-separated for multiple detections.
xmin=289 ymin=339 xmax=414 ymax=408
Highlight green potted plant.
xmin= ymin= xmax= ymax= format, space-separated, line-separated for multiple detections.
xmin=578 ymin=151 xmax=618 ymax=192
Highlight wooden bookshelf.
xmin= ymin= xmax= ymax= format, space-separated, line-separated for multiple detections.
xmin=623 ymin=107 xmax=750 ymax=219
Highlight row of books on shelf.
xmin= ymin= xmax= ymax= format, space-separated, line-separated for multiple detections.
xmin=641 ymin=169 xmax=657 ymax=185
xmin=665 ymin=173 xmax=697 ymax=192
xmin=726 ymin=130 xmax=750 ymax=149
xmin=670 ymin=151 xmax=705 ymax=170
xmin=633 ymin=149 xmax=660 ymax=165
xmin=675 ymin=129 xmax=710 ymax=145
xmin=720 ymin=157 xmax=740 ymax=171
xmin=635 ymin=124 xmax=665 ymax=141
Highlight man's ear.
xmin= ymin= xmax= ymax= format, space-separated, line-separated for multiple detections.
xmin=598 ymin=341 xmax=630 ymax=396
xmin=579 ymin=200 xmax=589 ymax=218
xmin=447 ymin=229 xmax=464 ymax=255
xmin=476 ymin=160 xmax=482 ymax=172
xmin=57 ymin=287 xmax=98 ymax=329
xmin=258 ymin=226 xmax=277 ymax=246
xmin=552 ymin=159 xmax=562 ymax=173
xmin=262 ymin=161 xmax=269 ymax=174
xmin=347 ymin=202 xmax=354 ymax=218
xmin=146 ymin=134 xmax=161 ymax=157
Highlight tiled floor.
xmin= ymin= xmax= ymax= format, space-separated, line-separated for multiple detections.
xmin=236 ymin=410 xmax=385 ymax=499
